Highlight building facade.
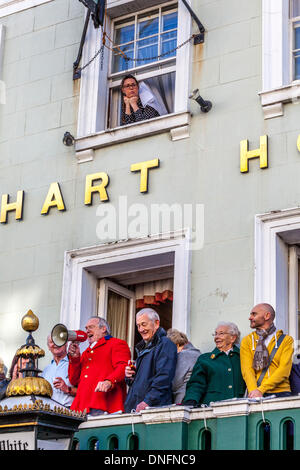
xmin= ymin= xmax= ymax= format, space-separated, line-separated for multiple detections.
xmin=0 ymin=0 xmax=300 ymax=438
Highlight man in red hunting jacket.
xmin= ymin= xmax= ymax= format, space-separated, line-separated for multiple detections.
xmin=68 ymin=316 xmax=131 ymax=416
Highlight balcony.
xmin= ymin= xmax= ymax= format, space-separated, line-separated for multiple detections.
xmin=73 ymin=396 xmax=300 ymax=450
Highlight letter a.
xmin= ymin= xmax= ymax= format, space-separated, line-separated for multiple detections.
xmin=41 ymin=182 xmax=66 ymax=215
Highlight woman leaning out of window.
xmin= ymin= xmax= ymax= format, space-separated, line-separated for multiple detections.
xmin=121 ymin=74 xmax=160 ymax=125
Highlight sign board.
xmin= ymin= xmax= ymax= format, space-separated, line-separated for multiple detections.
xmin=0 ymin=431 xmax=70 ymax=450
xmin=0 ymin=431 xmax=35 ymax=450
xmin=37 ymin=438 xmax=70 ymax=450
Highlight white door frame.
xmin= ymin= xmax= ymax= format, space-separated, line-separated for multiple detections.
xmin=60 ymin=229 xmax=192 ymax=336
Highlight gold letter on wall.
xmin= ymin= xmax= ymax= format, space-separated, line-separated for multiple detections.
xmin=0 ymin=190 xmax=24 ymax=224
xmin=240 ymin=135 xmax=268 ymax=173
xmin=41 ymin=182 xmax=66 ymax=215
xmin=85 ymin=172 xmax=109 ymax=205
xmin=297 ymin=135 xmax=300 ymax=152
xmin=131 ymin=158 xmax=160 ymax=193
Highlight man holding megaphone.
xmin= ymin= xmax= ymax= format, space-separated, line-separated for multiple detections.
xmin=67 ymin=316 xmax=131 ymax=416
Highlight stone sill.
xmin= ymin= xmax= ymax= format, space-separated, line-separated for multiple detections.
xmin=74 ymin=111 xmax=191 ymax=163
xmin=259 ymin=82 xmax=300 ymax=119
xmin=78 ymin=396 xmax=300 ymax=429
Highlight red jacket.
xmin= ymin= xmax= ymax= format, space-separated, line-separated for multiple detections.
xmin=69 ymin=335 xmax=131 ymax=414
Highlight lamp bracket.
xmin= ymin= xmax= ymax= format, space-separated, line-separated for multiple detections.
xmin=181 ymin=0 xmax=205 ymax=44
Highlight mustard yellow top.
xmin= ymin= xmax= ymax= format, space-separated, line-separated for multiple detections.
xmin=240 ymin=330 xmax=294 ymax=394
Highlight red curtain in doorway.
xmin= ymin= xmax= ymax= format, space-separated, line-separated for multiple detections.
xmin=135 ymin=279 xmax=173 ymax=309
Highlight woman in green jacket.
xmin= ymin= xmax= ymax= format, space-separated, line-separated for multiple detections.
xmin=183 ymin=322 xmax=246 ymax=406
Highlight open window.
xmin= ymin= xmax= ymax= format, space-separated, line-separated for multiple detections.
xmin=75 ymin=0 xmax=193 ymax=158
xmin=107 ymin=3 xmax=178 ymax=128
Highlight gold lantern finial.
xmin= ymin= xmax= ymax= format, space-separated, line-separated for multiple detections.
xmin=21 ymin=309 xmax=39 ymax=332
xmin=5 ymin=310 xmax=52 ymax=399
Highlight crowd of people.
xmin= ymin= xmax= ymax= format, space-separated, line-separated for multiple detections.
xmin=0 ymin=303 xmax=297 ymax=414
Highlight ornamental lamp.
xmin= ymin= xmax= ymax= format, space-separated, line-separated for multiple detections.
xmin=0 ymin=309 xmax=86 ymax=451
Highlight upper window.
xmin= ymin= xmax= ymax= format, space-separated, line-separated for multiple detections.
xmin=108 ymin=3 xmax=178 ymax=128
xmin=111 ymin=5 xmax=178 ymax=74
xmin=107 ymin=4 xmax=178 ymax=128
xmin=260 ymin=0 xmax=300 ymax=118
xmin=290 ymin=0 xmax=300 ymax=81
xmin=76 ymin=0 xmax=192 ymax=151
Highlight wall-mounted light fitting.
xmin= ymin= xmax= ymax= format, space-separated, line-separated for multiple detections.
xmin=63 ymin=131 xmax=75 ymax=147
xmin=189 ymin=89 xmax=212 ymax=113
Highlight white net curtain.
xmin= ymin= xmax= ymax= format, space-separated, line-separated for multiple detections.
xmin=140 ymin=72 xmax=175 ymax=116
xmin=107 ymin=291 xmax=129 ymax=342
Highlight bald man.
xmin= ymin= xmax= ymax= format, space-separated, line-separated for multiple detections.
xmin=240 ymin=303 xmax=294 ymax=398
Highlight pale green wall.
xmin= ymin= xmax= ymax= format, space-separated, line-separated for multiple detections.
xmin=0 ymin=0 xmax=84 ymax=366
xmin=0 ymin=0 xmax=299 ymax=370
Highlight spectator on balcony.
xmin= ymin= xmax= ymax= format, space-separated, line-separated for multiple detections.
xmin=0 ymin=355 xmax=16 ymax=400
xmin=124 ymin=308 xmax=177 ymax=413
xmin=41 ymin=336 xmax=76 ymax=408
xmin=0 ymin=357 xmax=6 ymax=381
xmin=0 ymin=354 xmax=29 ymax=400
xmin=121 ymin=75 xmax=160 ymax=126
xmin=182 ymin=322 xmax=245 ymax=407
xmin=166 ymin=328 xmax=201 ymax=404
xmin=240 ymin=303 xmax=293 ymax=398
xmin=68 ymin=316 xmax=131 ymax=416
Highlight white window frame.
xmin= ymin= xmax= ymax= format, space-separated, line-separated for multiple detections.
xmin=288 ymin=245 xmax=300 ymax=346
xmin=60 ymin=229 xmax=192 ymax=342
xmin=255 ymin=207 xmax=300 ymax=340
xmin=75 ymin=0 xmax=192 ymax=162
xmin=109 ymin=3 xmax=178 ymax=76
xmin=106 ymin=2 xmax=178 ymax=129
xmin=260 ymin=0 xmax=300 ymax=119
xmin=0 ymin=24 xmax=5 ymax=76
xmin=98 ymin=278 xmax=136 ymax=354
xmin=0 ymin=0 xmax=52 ymax=18
xmin=290 ymin=2 xmax=300 ymax=82
xmin=0 ymin=25 xmax=5 ymax=105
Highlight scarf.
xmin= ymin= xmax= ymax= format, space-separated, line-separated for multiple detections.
xmin=253 ymin=324 xmax=276 ymax=371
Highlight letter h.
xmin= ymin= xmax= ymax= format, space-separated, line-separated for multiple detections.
xmin=240 ymin=135 xmax=268 ymax=173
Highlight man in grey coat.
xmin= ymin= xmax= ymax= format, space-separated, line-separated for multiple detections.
xmin=167 ymin=329 xmax=201 ymax=404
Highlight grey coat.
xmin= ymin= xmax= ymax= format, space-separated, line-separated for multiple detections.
xmin=172 ymin=342 xmax=201 ymax=404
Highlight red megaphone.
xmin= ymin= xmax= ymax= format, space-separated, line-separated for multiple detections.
xmin=51 ymin=323 xmax=87 ymax=347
